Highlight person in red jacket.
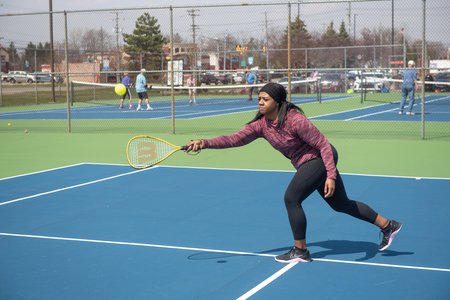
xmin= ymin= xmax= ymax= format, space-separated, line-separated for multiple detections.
xmin=186 ymin=82 xmax=402 ymax=263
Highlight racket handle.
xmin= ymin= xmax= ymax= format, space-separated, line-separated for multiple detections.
xmin=181 ymin=145 xmax=188 ymax=150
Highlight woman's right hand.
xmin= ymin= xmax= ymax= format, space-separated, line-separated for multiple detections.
xmin=186 ymin=140 xmax=205 ymax=153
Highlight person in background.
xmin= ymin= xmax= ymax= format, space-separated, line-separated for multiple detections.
xmin=119 ymin=72 xmax=133 ymax=109
xmin=135 ymin=68 xmax=153 ymax=111
xmin=399 ymin=60 xmax=418 ymax=115
xmin=246 ymin=71 xmax=257 ymax=101
xmin=186 ymin=82 xmax=402 ymax=263
xmin=186 ymin=73 xmax=197 ymax=105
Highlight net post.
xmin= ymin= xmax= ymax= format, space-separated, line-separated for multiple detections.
xmin=69 ymin=80 xmax=73 ymax=106
xmin=0 ymin=72 xmax=3 ymax=107
xmin=64 ymin=10 xmax=71 ymax=133
xmin=421 ymin=0 xmax=426 ymax=140
xmin=317 ymin=78 xmax=321 ymax=103
xmin=360 ymin=76 xmax=365 ymax=103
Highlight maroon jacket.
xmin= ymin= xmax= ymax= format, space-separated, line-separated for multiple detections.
xmin=204 ymin=109 xmax=337 ymax=180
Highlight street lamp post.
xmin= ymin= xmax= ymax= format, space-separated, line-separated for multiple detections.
xmin=214 ymin=38 xmax=220 ymax=71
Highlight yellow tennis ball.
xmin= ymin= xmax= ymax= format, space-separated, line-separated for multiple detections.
xmin=115 ymin=84 xmax=127 ymax=96
xmin=24 ymin=129 xmax=28 ymax=134
xmin=7 ymin=122 xmax=12 ymax=127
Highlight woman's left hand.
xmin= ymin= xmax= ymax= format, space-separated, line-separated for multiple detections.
xmin=324 ymin=178 xmax=335 ymax=198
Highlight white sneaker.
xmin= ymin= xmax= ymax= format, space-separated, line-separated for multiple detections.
xmin=406 ymin=111 xmax=415 ymax=115
xmin=398 ymin=111 xmax=403 ymax=115
xmin=146 ymin=106 xmax=153 ymax=111
xmin=136 ymin=106 xmax=142 ymax=111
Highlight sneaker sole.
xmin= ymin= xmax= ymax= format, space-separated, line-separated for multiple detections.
xmin=379 ymin=224 xmax=403 ymax=251
xmin=274 ymin=256 xmax=312 ymax=264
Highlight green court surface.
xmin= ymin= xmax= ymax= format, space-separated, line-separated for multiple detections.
xmin=1 ymin=120 xmax=449 ymax=180
xmin=1 ymin=90 xmax=449 ymax=179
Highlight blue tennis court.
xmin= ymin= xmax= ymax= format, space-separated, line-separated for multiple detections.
xmin=2 ymin=93 xmax=449 ymax=123
xmin=312 ymin=94 xmax=450 ymax=122
xmin=0 ymin=95 xmax=326 ymax=121
xmin=1 ymin=164 xmax=449 ymax=299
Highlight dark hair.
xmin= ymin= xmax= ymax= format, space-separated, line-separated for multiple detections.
xmin=247 ymin=82 xmax=304 ymax=128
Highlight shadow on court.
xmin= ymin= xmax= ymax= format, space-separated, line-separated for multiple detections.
xmin=308 ymin=240 xmax=414 ymax=261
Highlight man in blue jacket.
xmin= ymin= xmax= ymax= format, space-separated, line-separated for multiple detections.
xmin=399 ymin=60 xmax=418 ymax=115
xmin=135 ymin=68 xmax=153 ymax=111
xmin=246 ymin=71 xmax=257 ymax=101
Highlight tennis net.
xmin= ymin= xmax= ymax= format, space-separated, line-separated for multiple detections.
xmin=358 ymin=76 xmax=450 ymax=105
xmin=70 ymin=78 xmax=320 ymax=108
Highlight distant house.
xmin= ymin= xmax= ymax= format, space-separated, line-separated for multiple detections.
xmin=162 ymin=43 xmax=198 ymax=69
xmin=0 ymin=45 xmax=10 ymax=73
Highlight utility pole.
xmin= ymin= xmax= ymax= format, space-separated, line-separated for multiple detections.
xmin=391 ymin=0 xmax=394 ymax=57
xmin=100 ymin=26 xmax=104 ymax=75
xmin=265 ymin=12 xmax=270 ymax=81
xmin=187 ymin=9 xmax=200 ymax=71
xmin=187 ymin=9 xmax=200 ymax=44
xmin=113 ymin=11 xmax=122 ymax=83
xmin=347 ymin=2 xmax=352 ymax=42
xmin=49 ymin=0 xmax=55 ymax=102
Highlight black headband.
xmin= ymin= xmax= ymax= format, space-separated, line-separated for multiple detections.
xmin=259 ymin=83 xmax=287 ymax=103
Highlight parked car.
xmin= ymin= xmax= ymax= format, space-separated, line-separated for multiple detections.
xmin=1 ymin=72 xmax=9 ymax=82
xmin=7 ymin=71 xmax=36 ymax=83
xmin=217 ymin=74 xmax=234 ymax=84
xmin=278 ymin=76 xmax=304 ymax=93
xmin=34 ymin=72 xmax=54 ymax=83
xmin=319 ymin=73 xmax=346 ymax=93
xmin=232 ymin=73 xmax=244 ymax=84
xmin=432 ymin=72 xmax=450 ymax=92
xmin=353 ymin=72 xmax=387 ymax=92
xmin=200 ymin=73 xmax=218 ymax=85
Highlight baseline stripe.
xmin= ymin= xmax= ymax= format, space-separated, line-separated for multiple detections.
xmin=0 ymin=232 xmax=449 ymax=273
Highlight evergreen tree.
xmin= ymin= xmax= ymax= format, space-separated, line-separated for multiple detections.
xmin=338 ymin=21 xmax=349 ymax=40
xmin=123 ymin=13 xmax=166 ymax=71
xmin=322 ymin=21 xmax=337 ymax=39
xmin=8 ymin=42 xmax=19 ymax=65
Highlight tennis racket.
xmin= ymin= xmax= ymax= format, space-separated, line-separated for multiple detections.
xmin=126 ymin=135 xmax=190 ymax=169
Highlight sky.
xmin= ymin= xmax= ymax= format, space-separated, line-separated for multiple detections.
xmin=0 ymin=0 xmax=449 ymax=50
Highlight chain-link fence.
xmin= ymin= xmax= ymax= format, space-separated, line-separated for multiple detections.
xmin=0 ymin=0 xmax=449 ymax=139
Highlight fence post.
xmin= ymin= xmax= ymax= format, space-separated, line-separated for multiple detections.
xmin=170 ymin=6 xmax=175 ymax=134
xmin=64 ymin=11 xmax=71 ymax=133
xmin=421 ymin=0 xmax=426 ymax=139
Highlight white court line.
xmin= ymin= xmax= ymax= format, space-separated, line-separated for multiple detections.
xmin=309 ymin=102 xmax=389 ymax=120
xmin=236 ymin=262 xmax=299 ymax=300
xmin=1 ymin=231 xmax=449 ymax=300
xmin=0 ymin=232 xmax=448 ymax=273
xmin=345 ymin=95 xmax=450 ymax=121
xmin=0 ymin=167 xmax=154 ymax=206
xmin=156 ymin=165 xmax=450 ymax=181
xmin=0 ymin=163 xmax=85 ymax=181
xmin=344 ymin=107 xmax=399 ymax=120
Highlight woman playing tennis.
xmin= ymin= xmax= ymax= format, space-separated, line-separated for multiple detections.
xmin=186 ymin=82 xmax=402 ymax=263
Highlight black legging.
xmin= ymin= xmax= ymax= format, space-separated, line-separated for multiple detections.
xmin=284 ymin=146 xmax=378 ymax=240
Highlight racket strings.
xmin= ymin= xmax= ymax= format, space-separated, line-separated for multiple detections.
xmin=129 ymin=138 xmax=176 ymax=168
